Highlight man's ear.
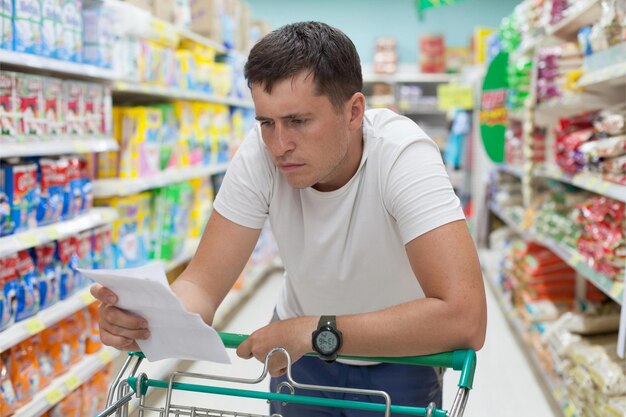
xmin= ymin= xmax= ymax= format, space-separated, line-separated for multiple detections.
xmin=348 ymin=92 xmax=365 ymax=131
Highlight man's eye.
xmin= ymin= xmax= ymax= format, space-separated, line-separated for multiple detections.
xmin=291 ymin=119 xmax=305 ymax=125
xmin=260 ymin=120 xmax=273 ymax=127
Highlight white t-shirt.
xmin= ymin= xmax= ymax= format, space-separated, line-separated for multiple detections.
xmin=213 ymin=108 xmax=465 ymax=320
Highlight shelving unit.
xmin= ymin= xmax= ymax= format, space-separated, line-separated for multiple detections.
xmin=534 ymin=165 xmax=626 ymax=203
xmin=545 ymin=0 xmax=602 ymax=41
xmin=12 ymin=347 xmax=120 ymax=417
xmin=0 ymin=138 xmax=118 ymax=158
xmin=578 ymin=61 xmax=626 ymax=91
xmin=93 ymin=163 xmax=229 ymax=198
xmin=0 ymin=207 xmax=118 ymax=257
xmin=496 ymin=164 xmax=524 ymax=179
xmin=489 ymin=201 xmax=623 ymax=304
xmin=479 ymin=249 xmax=581 ymax=417
xmin=362 ymin=72 xmax=454 ymax=84
xmin=0 ymin=49 xmax=116 ymax=80
xmin=112 ymin=81 xmax=254 ymax=108
xmin=0 ymin=289 xmax=96 ymax=353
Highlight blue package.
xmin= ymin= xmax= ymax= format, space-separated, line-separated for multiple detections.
xmin=33 ymin=243 xmax=59 ymax=310
xmin=0 ymin=253 xmax=18 ymax=330
xmin=12 ymin=0 xmax=42 ymax=55
xmin=0 ymin=160 xmax=39 ymax=234
xmin=0 ymin=0 xmax=12 ymax=50
xmin=0 ymin=186 xmax=12 ymax=236
xmin=59 ymin=0 xmax=82 ymax=62
xmin=55 ymin=237 xmax=78 ymax=300
xmin=15 ymin=250 xmax=39 ymax=322
xmin=62 ymin=157 xmax=83 ymax=219
xmin=40 ymin=0 xmax=62 ymax=58
xmin=36 ymin=158 xmax=67 ymax=225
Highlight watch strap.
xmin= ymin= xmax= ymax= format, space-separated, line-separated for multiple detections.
xmin=318 ymin=315 xmax=336 ymax=329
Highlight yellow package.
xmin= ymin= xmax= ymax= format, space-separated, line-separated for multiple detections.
xmin=119 ymin=107 xmax=162 ymax=178
xmin=173 ymin=101 xmax=198 ymax=166
xmin=193 ymin=102 xmax=213 ymax=165
xmin=97 ymin=107 xmax=122 ymax=179
xmin=209 ymin=62 xmax=233 ymax=97
xmin=213 ymin=104 xmax=232 ymax=164
xmin=189 ymin=177 xmax=214 ymax=238
xmin=175 ymin=49 xmax=195 ymax=91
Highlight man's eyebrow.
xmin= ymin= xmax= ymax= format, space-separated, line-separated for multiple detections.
xmin=255 ymin=113 xmax=313 ymax=121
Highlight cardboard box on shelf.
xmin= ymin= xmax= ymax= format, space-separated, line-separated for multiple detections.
xmin=190 ymin=0 xmax=222 ymax=44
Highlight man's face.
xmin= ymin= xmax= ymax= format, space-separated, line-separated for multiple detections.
xmin=252 ymin=72 xmax=362 ymax=191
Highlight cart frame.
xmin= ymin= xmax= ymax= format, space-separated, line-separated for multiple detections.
xmin=97 ymin=332 xmax=476 ymax=417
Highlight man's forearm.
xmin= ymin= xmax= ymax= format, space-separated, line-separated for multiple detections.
xmin=171 ymin=278 xmax=220 ymax=325
xmin=336 ymin=296 xmax=486 ymax=357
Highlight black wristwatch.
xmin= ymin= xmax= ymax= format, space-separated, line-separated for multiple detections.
xmin=311 ymin=315 xmax=343 ymax=363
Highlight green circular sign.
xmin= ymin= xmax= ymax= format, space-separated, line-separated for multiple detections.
xmin=480 ymin=52 xmax=509 ymax=163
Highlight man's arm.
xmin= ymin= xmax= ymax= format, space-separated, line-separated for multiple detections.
xmin=91 ymin=210 xmax=261 ymax=350
xmin=237 ymin=219 xmax=486 ymax=375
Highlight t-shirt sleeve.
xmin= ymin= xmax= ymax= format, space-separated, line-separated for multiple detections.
xmin=213 ymin=126 xmax=274 ymax=229
xmin=384 ymin=136 xmax=465 ymax=245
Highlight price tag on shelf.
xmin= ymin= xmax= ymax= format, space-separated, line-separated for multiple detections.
xmin=596 ymin=181 xmax=611 ymax=194
xmin=64 ymin=374 xmax=81 ymax=391
xmin=17 ymin=233 xmax=39 ymax=248
xmin=610 ymin=283 xmax=624 ymax=300
xmin=99 ymin=349 xmax=114 ymax=364
xmin=80 ymin=290 xmax=96 ymax=305
xmin=44 ymin=226 xmax=62 ymax=241
xmin=567 ymin=252 xmax=583 ymax=266
xmin=24 ymin=317 xmax=45 ymax=335
xmin=45 ymin=388 xmax=64 ymax=405
xmin=73 ymin=141 xmax=89 ymax=153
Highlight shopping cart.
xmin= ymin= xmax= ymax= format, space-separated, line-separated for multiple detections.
xmin=96 ymin=332 xmax=476 ymax=417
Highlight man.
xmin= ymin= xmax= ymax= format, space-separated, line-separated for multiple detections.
xmin=92 ymin=21 xmax=486 ymax=416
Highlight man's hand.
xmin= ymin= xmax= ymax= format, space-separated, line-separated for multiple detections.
xmin=236 ymin=316 xmax=317 ymax=377
xmin=90 ymin=284 xmax=151 ymax=352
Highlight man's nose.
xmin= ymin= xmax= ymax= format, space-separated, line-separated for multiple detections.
xmin=273 ymin=124 xmax=295 ymax=155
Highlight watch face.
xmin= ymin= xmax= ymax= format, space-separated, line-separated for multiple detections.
xmin=316 ymin=330 xmax=338 ymax=354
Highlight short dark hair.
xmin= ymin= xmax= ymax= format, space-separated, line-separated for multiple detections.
xmin=244 ymin=21 xmax=362 ymax=110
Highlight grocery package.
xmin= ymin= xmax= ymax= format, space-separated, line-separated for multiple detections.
xmin=419 ymin=34 xmax=445 ymax=73
xmin=85 ymin=303 xmax=102 ymax=354
xmin=33 ymin=243 xmax=60 ymax=310
xmin=0 ymin=254 xmax=18 ymax=331
xmin=576 ymin=196 xmax=625 ymax=281
xmin=0 ymin=71 xmax=18 ymax=141
xmin=536 ymin=43 xmax=584 ymax=104
xmin=91 ymin=224 xmax=113 ymax=269
xmin=82 ymin=1 xmax=115 ymax=68
xmin=534 ymin=185 xmax=587 ymax=249
xmin=16 ymin=73 xmax=45 ymax=141
xmin=36 ymin=158 xmax=67 ymax=225
xmin=15 ymin=250 xmax=40 ymax=321
xmin=373 ymin=37 xmax=397 ymax=74
xmin=8 ymin=339 xmax=40 ymax=406
xmin=31 ymin=333 xmax=54 ymax=388
xmin=56 ymin=236 xmax=79 ymax=300
xmin=0 ymin=159 xmax=39 ymax=235
xmin=40 ymin=323 xmax=70 ymax=377
xmin=0 ymin=351 xmax=17 ymax=416
xmin=49 ymin=385 xmax=83 ymax=417
xmin=64 ymin=81 xmax=84 ymax=136
xmin=41 ymin=0 xmax=62 ymax=58
xmin=151 ymin=182 xmax=194 ymax=260
xmin=0 ymin=0 xmax=11 ymax=51
xmin=43 ymin=77 xmax=64 ymax=135
xmin=507 ymin=57 xmax=532 ymax=112
xmin=58 ymin=0 xmax=83 ymax=62
xmin=13 ymin=0 xmax=42 ymax=55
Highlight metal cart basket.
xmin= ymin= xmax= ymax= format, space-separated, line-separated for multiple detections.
xmin=97 ymin=332 xmax=476 ymax=417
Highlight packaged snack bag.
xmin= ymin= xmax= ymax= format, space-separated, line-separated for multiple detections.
xmin=15 ymin=250 xmax=40 ymax=321
xmin=0 ymin=254 xmax=18 ymax=330
xmin=13 ymin=0 xmax=42 ymax=55
xmin=8 ymin=339 xmax=40 ymax=406
xmin=16 ymin=73 xmax=44 ymax=142
xmin=43 ymin=77 xmax=64 ymax=135
xmin=0 ymin=71 xmax=18 ymax=141
xmin=76 ymin=230 xmax=92 ymax=272
xmin=30 ymin=333 xmax=53 ymax=388
xmin=0 ymin=160 xmax=39 ymax=234
xmin=0 ymin=351 xmax=17 ymax=416
xmin=33 ymin=243 xmax=60 ymax=310
xmin=40 ymin=323 xmax=69 ymax=377
xmin=91 ymin=224 xmax=113 ymax=269
xmin=85 ymin=303 xmax=102 ymax=354
xmin=36 ymin=158 xmax=68 ymax=225
xmin=63 ymin=312 xmax=87 ymax=365
xmin=50 ymin=385 xmax=82 ymax=417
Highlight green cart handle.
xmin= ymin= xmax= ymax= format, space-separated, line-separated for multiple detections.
xmin=129 ymin=331 xmax=476 ymax=390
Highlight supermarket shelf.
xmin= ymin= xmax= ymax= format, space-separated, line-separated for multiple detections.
xmin=534 ymin=165 xmax=626 ymax=203
xmin=212 ymin=257 xmax=284 ymax=328
xmin=496 ymin=164 xmax=524 ymax=179
xmin=0 ymin=138 xmax=118 ymax=158
xmin=93 ymin=163 xmax=229 ymax=198
xmin=363 ymin=72 xmax=454 ymax=84
xmin=178 ymin=28 xmax=226 ymax=53
xmin=489 ymin=201 xmax=623 ymax=304
xmin=545 ymin=0 xmax=602 ymax=41
xmin=13 ymin=347 xmax=120 ymax=417
xmin=112 ymin=81 xmax=254 ymax=108
xmin=538 ymin=234 xmax=624 ymax=305
xmin=398 ymin=105 xmax=445 ymax=115
xmin=0 ymin=49 xmax=116 ymax=80
xmin=535 ymin=94 xmax=606 ymax=126
xmin=0 ymin=207 xmax=118 ymax=257
xmin=480 ymin=249 xmax=578 ymax=417
xmin=0 ymin=288 xmax=96 ymax=353
xmin=578 ymin=61 xmax=626 ymax=91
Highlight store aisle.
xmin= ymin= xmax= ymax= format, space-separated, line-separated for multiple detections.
xmin=142 ymin=269 xmax=558 ymax=416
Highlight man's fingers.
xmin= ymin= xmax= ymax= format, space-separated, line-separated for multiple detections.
xmin=90 ymin=284 xmax=118 ymax=305
xmin=101 ymin=320 xmax=151 ymax=341
xmin=236 ymin=340 xmax=253 ymax=360
xmin=99 ymin=328 xmax=140 ymax=351
xmin=101 ymin=305 xmax=148 ymax=332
